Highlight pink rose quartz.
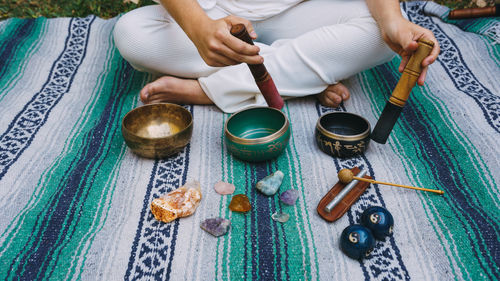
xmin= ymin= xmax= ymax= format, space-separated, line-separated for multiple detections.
xmin=214 ymin=181 xmax=235 ymax=195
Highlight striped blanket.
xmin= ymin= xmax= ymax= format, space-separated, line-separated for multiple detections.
xmin=0 ymin=2 xmax=498 ymax=280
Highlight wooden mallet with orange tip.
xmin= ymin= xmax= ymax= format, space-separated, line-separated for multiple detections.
xmin=337 ymin=169 xmax=444 ymax=195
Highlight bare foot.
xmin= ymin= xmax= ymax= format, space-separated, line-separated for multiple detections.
xmin=317 ymin=82 xmax=350 ymax=108
xmin=140 ymin=76 xmax=213 ymax=105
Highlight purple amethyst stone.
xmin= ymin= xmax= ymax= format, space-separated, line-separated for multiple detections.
xmin=200 ymin=217 xmax=231 ymax=237
xmin=280 ymin=189 xmax=299 ymax=205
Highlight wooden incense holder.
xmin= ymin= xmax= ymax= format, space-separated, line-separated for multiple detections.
xmin=317 ymin=167 xmax=372 ymax=222
xmin=449 ymin=5 xmax=499 ymax=19
xmin=230 ymin=24 xmax=284 ymax=109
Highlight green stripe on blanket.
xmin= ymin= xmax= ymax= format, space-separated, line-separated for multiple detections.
xmin=0 ymin=19 xmax=47 ymax=102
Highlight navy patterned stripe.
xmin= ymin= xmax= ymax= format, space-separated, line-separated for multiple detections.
xmin=315 ymin=104 xmax=410 ymax=280
xmin=249 ymin=163 xmax=258 ymax=281
xmin=408 ymin=2 xmax=500 ymax=134
xmin=0 ymin=20 xmax=36 ymax=81
xmin=0 ymin=17 xmax=95 ymax=181
xmin=273 ymin=160 xmax=289 ymax=281
xmin=125 ymin=107 xmax=192 ymax=281
xmin=12 ymin=59 xmax=135 ymax=280
xmin=448 ymin=18 xmax=480 ymax=31
xmin=243 ymin=163 xmax=251 ymax=281
xmin=252 ymin=161 xmax=283 ymax=280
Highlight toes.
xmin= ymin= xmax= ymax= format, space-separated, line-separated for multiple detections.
xmin=318 ymin=91 xmax=341 ymax=108
xmin=325 ymin=91 xmax=342 ymax=106
xmin=318 ymin=82 xmax=351 ymax=108
xmin=139 ymin=85 xmax=151 ymax=103
xmin=140 ymin=78 xmax=168 ymax=104
xmin=331 ymin=83 xmax=350 ymax=101
xmin=338 ymin=86 xmax=350 ymax=101
xmin=337 ymin=87 xmax=349 ymax=101
xmin=147 ymin=92 xmax=170 ymax=104
xmin=332 ymin=94 xmax=342 ymax=104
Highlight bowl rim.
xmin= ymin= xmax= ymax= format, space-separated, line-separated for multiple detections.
xmin=224 ymin=106 xmax=289 ymax=145
xmin=316 ymin=111 xmax=370 ymax=141
xmin=122 ymin=103 xmax=193 ymax=140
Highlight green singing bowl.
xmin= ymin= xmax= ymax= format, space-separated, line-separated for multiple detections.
xmin=122 ymin=103 xmax=193 ymax=159
xmin=224 ymin=107 xmax=290 ymax=162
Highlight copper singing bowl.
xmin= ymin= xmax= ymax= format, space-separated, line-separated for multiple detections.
xmin=122 ymin=103 xmax=193 ymax=159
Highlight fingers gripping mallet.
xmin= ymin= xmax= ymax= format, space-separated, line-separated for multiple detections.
xmin=371 ymin=39 xmax=434 ymax=144
xmin=338 ymin=169 xmax=444 ymax=195
xmin=230 ymin=24 xmax=284 ymax=109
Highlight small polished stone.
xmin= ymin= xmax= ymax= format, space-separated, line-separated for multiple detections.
xmin=271 ymin=211 xmax=290 ymax=223
xmin=229 ymin=194 xmax=252 ymax=212
xmin=255 ymin=170 xmax=284 ymax=196
xmin=214 ymin=181 xmax=235 ymax=195
xmin=280 ymin=189 xmax=299 ymax=205
xmin=200 ymin=218 xmax=231 ymax=237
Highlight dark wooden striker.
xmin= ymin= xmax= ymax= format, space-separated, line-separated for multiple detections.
xmin=230 ymin=24 xmax=284 ymax=109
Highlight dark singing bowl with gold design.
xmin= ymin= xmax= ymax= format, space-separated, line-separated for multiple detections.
xmin=122 ymin=103 xmax=193 ymax=159
xmin=315 ymin=112 xmax=370 ymax=158
xmin=224 ymin=107 xmax=290 ymax=162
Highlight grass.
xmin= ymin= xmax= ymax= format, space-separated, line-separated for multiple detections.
xmin=0 ymin=0 xmax=156 ymax=19
xmin=0 ymin=0 xmax=496 ymax=19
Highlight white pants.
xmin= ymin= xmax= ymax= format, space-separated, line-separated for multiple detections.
xmin=113 ymin=0 xmax=395 ymax=112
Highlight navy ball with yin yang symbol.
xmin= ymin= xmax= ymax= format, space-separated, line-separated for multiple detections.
xmin=361 ymin=206 xmax=394 ymax=240
xmin=340 ymin=225 xmax=375 ymax=260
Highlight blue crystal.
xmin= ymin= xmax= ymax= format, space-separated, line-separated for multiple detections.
xmin=255 ymin=170 xmax=284 ymax=196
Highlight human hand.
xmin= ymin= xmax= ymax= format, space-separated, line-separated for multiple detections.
xmin=380 ymin=17 xmax=440 ymax=85
xmin=188 ymin=15 xmax=263 ymax=67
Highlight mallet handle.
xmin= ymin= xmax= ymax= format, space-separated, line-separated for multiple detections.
xmin=388 ymin=39 xmax=434 ymax=107
xmin=230 ymin=24 xmax=284 ymax=109
xmin=352 ymin=176 xmax=444 ymax=195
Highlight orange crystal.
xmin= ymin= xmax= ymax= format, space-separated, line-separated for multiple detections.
xmin=151 ymin=181 xmax=202 ymax=223
xmin=229 ymin=194 xmax=251 ymax=212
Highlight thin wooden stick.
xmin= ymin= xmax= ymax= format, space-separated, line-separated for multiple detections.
xmin=337 ymin=169 xmax=444 ymax=195
xmin=352 ymin=176 xmax=444 ymax=195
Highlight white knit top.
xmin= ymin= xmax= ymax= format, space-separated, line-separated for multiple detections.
xmin=153 ymin=0 xmax=303 ymax=20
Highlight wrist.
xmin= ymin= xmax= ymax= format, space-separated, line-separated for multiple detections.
xmin=377 ymin=11 xmax=405 ymax=28
xmin=366 ymin=0 xmax=404 ymax=28
xmin=160 ymin=0 xmax=212 ymax=38
xmin=184 ymin=14 xmax=213 ymax=38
